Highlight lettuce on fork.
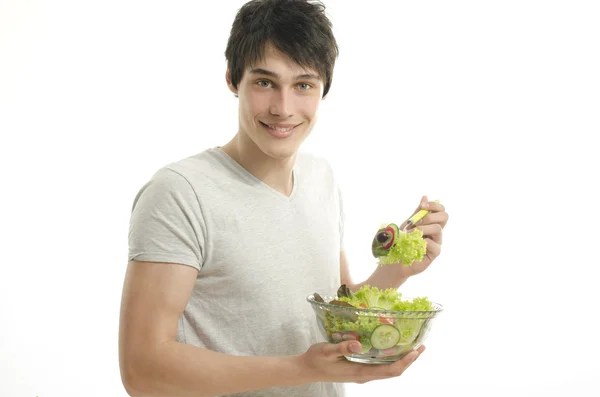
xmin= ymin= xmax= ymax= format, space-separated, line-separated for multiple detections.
xmin=378 ymin=228 xmax=428 ymax=266
xmin=371 ymin=223 xmax=428 ymax=266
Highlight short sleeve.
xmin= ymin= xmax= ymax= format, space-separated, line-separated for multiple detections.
xmin=128 ymin=168 xmax=206 ymax=271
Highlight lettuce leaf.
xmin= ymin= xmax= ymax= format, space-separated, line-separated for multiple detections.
xmin=324 ymin=285 xmax=434 ymax=347
xmin=324 ymin=313 xmax=380 ymax=346
xmin=395 ymin=318 xmax=426 ymax=344
xmin=337 ymin=284 xmax=434 ymax=311
xmin=378 ymin=228 xmax=427 ymax=266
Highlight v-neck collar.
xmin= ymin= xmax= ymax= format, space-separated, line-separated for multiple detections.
xmin=212 ymin=147 xmax=298 ymax=202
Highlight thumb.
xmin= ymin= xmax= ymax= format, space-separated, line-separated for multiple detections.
xmin=338 ymin=340 xmax=362 ymax=357
xmin=415 ymin=195 xmax=429 ymax=213
xmin=403 ymin=196 xmax=429 ymax=229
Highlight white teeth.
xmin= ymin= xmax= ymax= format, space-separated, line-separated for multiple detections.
xmin=268 ymin=125 xmax=293 ymax=132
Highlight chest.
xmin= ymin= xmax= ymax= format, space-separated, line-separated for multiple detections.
xmin=199 ymin=190 xmax=341 ymax=300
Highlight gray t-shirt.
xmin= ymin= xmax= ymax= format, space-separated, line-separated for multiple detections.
xmin=128 ymin=147 xmax=346 ymax=397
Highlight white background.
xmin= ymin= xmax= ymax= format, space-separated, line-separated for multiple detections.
xmin=1 ymin=0 xmax=599 ymax=396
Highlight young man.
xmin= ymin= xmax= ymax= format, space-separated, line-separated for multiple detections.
xmin=119 ymin=1 xmax=449 ymax=396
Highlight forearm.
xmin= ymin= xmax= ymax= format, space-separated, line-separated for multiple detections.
xmin=352 ymin=264 xmax=409 ymax=291
xmin=123 ymin=340 xmax=308 ymax=397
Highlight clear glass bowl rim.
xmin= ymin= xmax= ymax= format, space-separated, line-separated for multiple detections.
xmin=306 ymin=294 xmax=444 ymax=316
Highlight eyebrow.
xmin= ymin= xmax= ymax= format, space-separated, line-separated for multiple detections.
xmin=249 ymin=68 xmax=320 ymax=81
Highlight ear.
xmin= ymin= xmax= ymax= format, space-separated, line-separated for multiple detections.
xmin=225 ymin=69 xmax=238 ymax=96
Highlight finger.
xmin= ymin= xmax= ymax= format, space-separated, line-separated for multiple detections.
xmin=424 ymin=238 xmax=441 ymax=257
xmin=415 ymin=224 xmax=443 ymax=245
xmin=323 ymin=340 xmax=361 ymax=359
xmin=417 ymin=196 xmax=429 ymax=212
xmin=410 ymin=198 xmax=443 ymax=222
xmin=411 ymin=196 xmax=429 ymax=215
xmin=424 ymin=201 xmax=445 ymax=213
xmin=401 ymin=196 xmax=430 ymax=229
xmin=391 ymin=345 xmax=426 ymax=369
xmin=353 ymin=345 xmax=427 ymax=384
xmin=418 ymin=212 xmax=449 ymax=229
xmin=371 ymin=346 xmax=426 ymax=378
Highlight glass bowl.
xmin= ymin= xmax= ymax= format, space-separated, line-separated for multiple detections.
xmin=307 ymin=294 xmax=443 ymax=364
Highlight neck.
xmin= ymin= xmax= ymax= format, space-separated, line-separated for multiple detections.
xmin=221 ymin=132 xmax=296 ymax=197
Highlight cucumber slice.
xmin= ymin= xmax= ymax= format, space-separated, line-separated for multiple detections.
xmin=370 ymin=324 xmax=401 ymax=350
xmin=383 ymin=224 xmax=400 ymax=249
xmin=382 ymin=227 xmax=395 ymax=249
xmin=388 ymin=223 xmax=400 ymax=237
xmin=372 ymin=223 xmax=402 ymax=257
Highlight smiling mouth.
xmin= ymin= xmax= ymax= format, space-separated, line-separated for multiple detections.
xmin=259 ymin=121 xmax=302 ymax=138
xmin=260 ymin=122 xmax=298 ymax=132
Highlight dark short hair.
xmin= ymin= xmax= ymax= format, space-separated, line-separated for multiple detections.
xmin=225 ymin=0 xmax=339 ymax=98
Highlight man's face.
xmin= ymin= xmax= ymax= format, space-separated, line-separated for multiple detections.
xmin=228 ymin=45 xmax=324 ymax=160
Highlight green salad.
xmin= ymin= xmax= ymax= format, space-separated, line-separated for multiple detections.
xmin=371 ymin=223 xmax=428 ymax=266
xmin=319 ymin=284 xmax=434 ymax=354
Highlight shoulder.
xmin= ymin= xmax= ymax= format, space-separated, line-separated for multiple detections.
xmin=142 ymin=148 xmax=233 ymax=193
xmin=163 ymin=148 xmax=230 ymax=181
xmin=132 ymin=149 xmax=222 ymax=205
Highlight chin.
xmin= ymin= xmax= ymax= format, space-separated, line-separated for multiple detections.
xmin=258 ymin=140 xmax=301 ymax=160
xmin=253 ymin=127 xmax=309 ymax=160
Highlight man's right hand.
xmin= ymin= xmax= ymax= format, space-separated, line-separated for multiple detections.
xmin=297 ymin=340 xmax=425 ymax=384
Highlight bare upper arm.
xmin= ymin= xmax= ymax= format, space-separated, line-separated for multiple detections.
xmin=119 ymin=260 xmax=198 ymax=362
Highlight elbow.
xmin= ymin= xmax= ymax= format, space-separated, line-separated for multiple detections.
xmin=120 ymin=352 xmax=154 ymax=397
xmin=122 ymin=381 xmax=141 ymax=397
xmin=120 ymin=362 xmax=144 ymax=397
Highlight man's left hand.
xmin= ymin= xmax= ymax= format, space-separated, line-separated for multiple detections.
xmin=399 ymin=196 xmax=449 ymax=277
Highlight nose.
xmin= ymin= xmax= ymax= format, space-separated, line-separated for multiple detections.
xmin=269 ymin=89 xmax=293 ymax=118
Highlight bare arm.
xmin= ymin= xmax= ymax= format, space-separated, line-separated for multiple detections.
xmin=339 ymin=251 xmax=409 ymax=292
xmin=118 ymin=260 xmax=308 ymax=397
xmin=120 ymin=260 xmax=425 ymax=396
xmin=339 ymin=199 xmax=448 ymax=292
